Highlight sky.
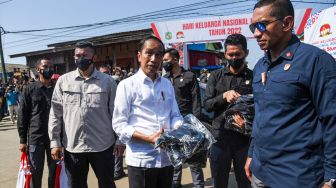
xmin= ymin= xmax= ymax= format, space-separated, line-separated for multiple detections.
xmin=0 ymin=0 xmax=335 ymax=67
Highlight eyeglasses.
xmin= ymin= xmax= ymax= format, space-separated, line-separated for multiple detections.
xmin=249 ymin=18 xmax=283 ymax=33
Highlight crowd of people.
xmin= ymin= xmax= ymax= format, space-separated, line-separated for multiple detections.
xmin=0 ymin=75 xmax=35 ymax=123
xmin=0 ymin=65 xmax=137 ymax=124
xmin=7 ymin=0 xmax=336 ymax=188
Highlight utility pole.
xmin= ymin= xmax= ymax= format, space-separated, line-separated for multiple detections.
xmin=0 ymin=26 xmax=7 ymax=83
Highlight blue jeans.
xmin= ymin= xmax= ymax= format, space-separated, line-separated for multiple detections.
xmin=28 ymin=144 xmax=56 ymax=188
xmin=173 ymin=165 xmax=204 ymax=188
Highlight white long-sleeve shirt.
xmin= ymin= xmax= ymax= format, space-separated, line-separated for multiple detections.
xmin=112 ymin=69 xmax=183 ymax=168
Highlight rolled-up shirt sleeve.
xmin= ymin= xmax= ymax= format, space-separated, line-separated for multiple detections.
xmin=112 ymin=81 xmax=136 ymax=144
xmin=48 ymin=78 xmax=64 ymax=148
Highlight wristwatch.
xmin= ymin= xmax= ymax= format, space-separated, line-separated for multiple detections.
xmin=325 ymin=179 xmax=335 ymax=188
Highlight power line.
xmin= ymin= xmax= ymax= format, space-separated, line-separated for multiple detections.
xmin=3 ymin=0 xmax=217 ymax=33
xmin=2 ymin=0 xmax=333 ymax=36
xmin=4 ymin=25 xmax=110 ymax=49
xmin=3 ymin=25 xmax=104 ymax=46
xmin=6 ymin=0 xmax=331 ymax=50
xmin=0 ymin=0 xmax=13 ymax=5
xmin=4 ymin=0 xmax=248 ymax=34
xmin=4 ymin=12 xmax=202 ymax=49
xmin=291 ymin=0 xmax=335 ymax=4
xmin=3 ymin=1 xmax=250 ymax=35
xmin=3 ymin=1 xmax=253 ymax=47
xmin=4 ymin=8 xmax=245 ymax=49
xmin=9 ymin=32 xmax=95 ymax=38
xmin=3 ymin=0 xmax=334 ymax=59
xmin=4 ymin=0 xmax=335 ymax=66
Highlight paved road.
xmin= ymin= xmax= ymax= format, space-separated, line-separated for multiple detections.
xmin=0 ymin=116 xmax=238 ymax=187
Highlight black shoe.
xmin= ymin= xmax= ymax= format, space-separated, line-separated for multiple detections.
xmin=172 ymin=183 xmax=182 ymax=188
xmin=114 ymin=172 xmax=126 ymax=180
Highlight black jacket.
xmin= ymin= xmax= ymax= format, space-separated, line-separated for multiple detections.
xmin=165 ymin=68 xmax=201 ymax=118
xmin=17 ymin=81 xmax=54 ymax=145
xmin=204 ymin=66 xmax=253 ymax=140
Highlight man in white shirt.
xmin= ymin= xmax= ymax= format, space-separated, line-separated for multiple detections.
xmin=112 ymin=36 xmax=183 ymax=188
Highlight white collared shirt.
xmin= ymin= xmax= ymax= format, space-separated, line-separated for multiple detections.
xmin=112 ymin=68 xmax=183 ymax=168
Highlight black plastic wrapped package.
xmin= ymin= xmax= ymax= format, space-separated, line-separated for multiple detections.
xmin=155 ymin=114 xmax=216 ymax=168
xmin=223 ymin=94 xmax=254 ymax=136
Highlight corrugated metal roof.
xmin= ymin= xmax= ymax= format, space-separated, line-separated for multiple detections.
xmin=10 ymin=28 xmax=153 ymax=58
xmin=0 ymin=63 xmax=28 ymax=72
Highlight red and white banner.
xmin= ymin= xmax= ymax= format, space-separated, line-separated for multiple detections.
xmin=304 ymin=6 xmax=336 ymax=58
xmin=152 ymin=9 xmax=311 ymax=43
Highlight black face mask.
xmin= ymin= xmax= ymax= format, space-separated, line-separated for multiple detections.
xmin=227 ymin=58 xmax=245 ymax=69
xmin=75 ymin=58 xmax=93 ymax=71
xmin=102 ymin=71 xmax=110 ymax=75
xmin=41 ymin=69 xmax=54 ymax=79
xmin=163 ymin=61 xmax=173 ymax=72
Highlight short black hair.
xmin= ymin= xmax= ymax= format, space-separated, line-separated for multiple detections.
xmin=35 ymin=57 xmax=51 ymax=68
xmin=75 ymin=41 xmax=96 ymax=54
xmin=164 ymin=48 xmax=180 ymax=61
xmin=254 ymin=0 xmax=294 ymax=19
xmin=224 ymin=34 xmax=248 ymax=51
xmin=137 ymin=35 xmax=164 ymax=53
xmin=99 ymin=64 xmax=111 ymax=70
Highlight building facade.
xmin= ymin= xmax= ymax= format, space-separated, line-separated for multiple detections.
xmin=10 ymin=29 xmax=153 ymax=75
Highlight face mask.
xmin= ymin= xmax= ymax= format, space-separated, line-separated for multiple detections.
xmin=102 ymin=71 xmax=110 ymax=75
xmin=227 ymin=58 xmax=245 ymax=69
xmin=163 ymin=61 xmax=173 ymax=72
xmin=41 ymin=69 xmax=54 ymax=79
xmin=75 ymin=57 xmax=93 ymax=71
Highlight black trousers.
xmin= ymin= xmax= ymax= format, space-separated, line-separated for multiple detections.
xmin=210 ymin=139 xmax=251 ymax=188
xmin=114 ymin=155 xmax=125 ymax=175
xmin=29 ymin=144 xmax=56 ymax=188
xmin=64 ymin=145 xmax=115 ymax=188
xmin=128 ymin=165 xmax=174 ymax=188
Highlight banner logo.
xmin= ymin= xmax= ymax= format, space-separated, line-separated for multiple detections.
xmin=176 ymin=31 xmax=184 ymax=39
xmin=165 ymin=32 xmax=172 ymax=40
xmin=320 ymin=24 xmax=332 ymax=37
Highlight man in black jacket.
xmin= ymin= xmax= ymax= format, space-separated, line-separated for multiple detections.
xmin=17 ymin=57 xmax=56 ymax=188
xmin=204 ymin=34 xmax=253 ymax=188
xmin=163 ymin=48 xmax=204 ymax=188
